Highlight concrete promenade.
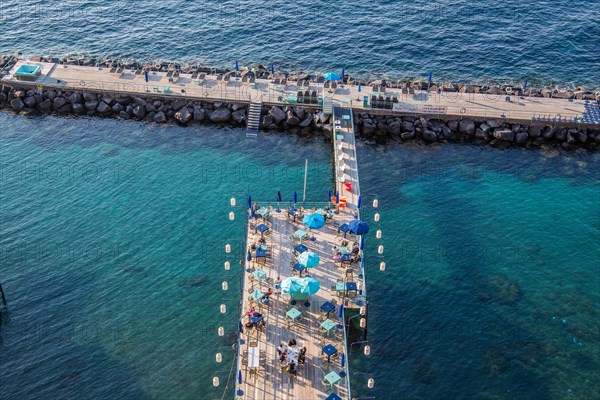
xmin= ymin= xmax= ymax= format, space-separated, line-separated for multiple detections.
xmin=3 ymin=60 xmax=599 ymax=127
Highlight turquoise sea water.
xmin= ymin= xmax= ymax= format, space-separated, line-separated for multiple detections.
xmin=1 ymin=113 xmax=598 ymax=399
xmin=0 ymin=0 xmax=599 ymax=85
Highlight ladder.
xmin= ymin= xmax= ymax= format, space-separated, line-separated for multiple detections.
xmin=246 ymin=100 xmax=262 ymax=138
xmin=322 ymin=96 xmax=333 ymax=115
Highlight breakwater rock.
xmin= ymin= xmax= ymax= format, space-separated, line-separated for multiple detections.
xmin=0 ymin=86 xmax=248 ymax=127
xmin=1 ymin=85 xmax=598 ymax=151
xmin=353 ymin=113 xmax=600 ymax=150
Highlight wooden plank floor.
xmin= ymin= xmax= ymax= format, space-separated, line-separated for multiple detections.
xmin=238 ymin=206 xmax=357 ymax=400
xmin=4 ymin=60 xmax=599 ymax=125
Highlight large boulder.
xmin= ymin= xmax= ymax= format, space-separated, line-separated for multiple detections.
xmin=171 ymin=99 xmax=187 ymax=111
xmin=154 ymin=111 xmax=167 ymax=123
xmin=293 ymin=107 xmax=305 ymax=120
xmin=57 ymin=103 xmax=72 ymax=114
xmin=231 ymin=103 xmax=245 ymax=111
xmin=38 ymin=99 xmax=52 ymax=112
xmin=175 ymin=107 xmax=192 ymax=124
xmin=85 ymin=101 xmax=98 ymax=111
xmin=441 ymin=125 xmax=454 ymax=140
xmin=515 ymin=131 xmax=529 ymax=144
xmin=0 ymin=93 xmax=6 ymax=103
xmin=10 ymin=98 xmax=25 ymax=111
xmin=488 ymin=86 xmax=503 ymax=95
xmin=529 ymin=125 xmax=542 ymax=138
xmin=46 ymin=90 xmax=57 ymax=101
xmin=210 ymin=107 xmax=231 ymax=123
xmin=423 ymin=130 xmax=438 ymax=142
xmin=262 ymin=114 xmax=274 ymax=127
xmin=459 ymin=119 xmax=475 ymax=135
xmin=493 ymin=129 xmax=515 ymax=142
xmin=487 ymin=120 xmax=502 ymax=129
xmin=133 ymin=97 xmax=147 ymax=107
xmin=447 ymin=120 xmax=459 ymax=131
xmin=402 ymin=121 xmax=415 ymax=132
xmin=387 ymin=120 xmax=402 ymax=135
xmin=52 ymin=97 xmax=67 ymax=110
xmin=268 ymin=106 xmax=286 ymax=123
xmin=72 ymin=103 xmax=85 ymax=114
xmin=286 ymin=110 xmax=300 ymax=126
xmin=401 ymin=131 xmax=415 ymax=140
xmin=132 ymin=105 xmax=146 ymax=119
xmin=193 ymin=108 xmax=205 ymax=121
xmin=101 ymin=94 xmax=114 ymax=106
xmin=232 ymin=109 xmax=246 ymax=124
xmin=111 ymin=103 xmax=125 ymax=113
xmin=96 ymin=101 xmax=111 ymax=114
xmin=299 ymin=116 xmax=312 ymax=127
xmin=362 ymin=120 xmax=376 ymax=135
xmin=83 ymin=92 xmax=96 ymax=102
xmin=23 ymin=96 xmax=36 ymax=108
xmin=68 ymin=92 xmax=82 ymax=104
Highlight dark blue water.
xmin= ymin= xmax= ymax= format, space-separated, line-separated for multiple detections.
xmin=1 ymin=1 xmax=599 ymax=399
xmin=1 ymin=0 xmax=599 ymax=85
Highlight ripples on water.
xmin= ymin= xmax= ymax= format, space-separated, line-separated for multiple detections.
xmin=1 ymin=0 xmax=599 ymax=85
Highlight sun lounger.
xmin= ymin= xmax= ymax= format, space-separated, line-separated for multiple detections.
xmin=163 ymin=86 xmax=170 ymax=94
xmin=166 ymin=71 xmax=173 ymax=77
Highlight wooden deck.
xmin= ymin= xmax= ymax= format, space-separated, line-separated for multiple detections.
xmin=237 ymin=205 xmax=357 ymax=400
xmin=3 ymin=60 xmax=599 ymax=126
xmin=235 ymin=101 xmax=365 ymax=400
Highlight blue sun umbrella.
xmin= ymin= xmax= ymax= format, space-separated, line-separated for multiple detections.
xmin=358 ymin=82 xmax=361 ymax=92
xmin=298 ymin=251 xmax=320 ymax=268
xmin=341 ymin=68 xmax=345 ymax=82
xmin=235 ymin=60 xmax=239 ymax=73
xmin=247 ymin=195 xmax=252 ymax=210
xmin=340 ymin=352 xmax=345 ymax=368
xmin=338 ymin=302 xmax=344 ymax=318
xmin=281 ymin=277 xmax=304 ymax=294
xmin=357 ymin=195 xmax=362 ymax=209
xmin=238 ymin=370 xmax=242 ymax=384
xmin=299 ymin=276 xmax=321 ymax=294
xmin=336 ymin=191 xmax=339 ymax=204
xmin=293 ymin=191 xmax=297 ymax=207
xmin=271 ymin=64 xmax=274 ymax=75
xmin=324 ymin=72 xmax=341 ymax=81
xmin=523 ymin=79 xmax=528 ymax=91
xmin=428 ymin=71 xmax=433 ymax=85
xmin=303 ymin=213 xmax=325 ymax=229
xmin=348 ymin=219 xmax=369 ymax=235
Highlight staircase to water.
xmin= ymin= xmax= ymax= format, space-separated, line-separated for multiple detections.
xmin=246 ymin=100 xmax=262 ymax=137
xmin=322 ymin=96 xmax=333 ymax=115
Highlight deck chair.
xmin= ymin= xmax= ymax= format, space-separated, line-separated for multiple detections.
xmin=153 ymin=86 xmax=159 ymax=92
xmin=166 ymin=71 xmax=173 ymax=77
xmin=191 ymin=72 xmax=198 ymax=79
xmin=163 ymin=87 xmax=170 ymax=94
xmin=324 ymin=82 xmax=330 ymax=89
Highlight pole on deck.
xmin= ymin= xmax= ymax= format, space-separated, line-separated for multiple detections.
xmin=302 ymin=159 xmax=308 ymax=202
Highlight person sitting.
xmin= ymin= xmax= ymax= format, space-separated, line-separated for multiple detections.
xmin=279 ymin=350 xmax=288 ymax=363
xmin=245 ymin=306 xmax=256 ymax=318
xmin=333 ymin=253 xmax=341 ymax=263
xmin=286 ymin=360 xmax=297 ymax=375
xmin=351 ymin=242 xmax=359 ymax=254
xmin=277 ymin=344 xmax=285 ymax=356
xmin=298 ymin=347 xmax=307 ymax=365
xmin=252 ymin=202 xmax=260 ymax=214
xmin=258 ymin=237 xmax=266 ymax=245
xmin=341 ymin=239 xmax=349 ymax=247
xmin=288 ymin=338 xmax=297 ymax=347
xmin=263 ymin=288 xmax=273 ymax=299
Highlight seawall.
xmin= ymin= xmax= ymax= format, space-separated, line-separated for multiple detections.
xmin=2 ymin=86 xmax=600 ymax=151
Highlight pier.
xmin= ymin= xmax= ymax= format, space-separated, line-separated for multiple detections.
xmin=3 ymin=60 xmax=600 ymax=128
xmin=231 ymin=101 xmax=369 ymax=399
